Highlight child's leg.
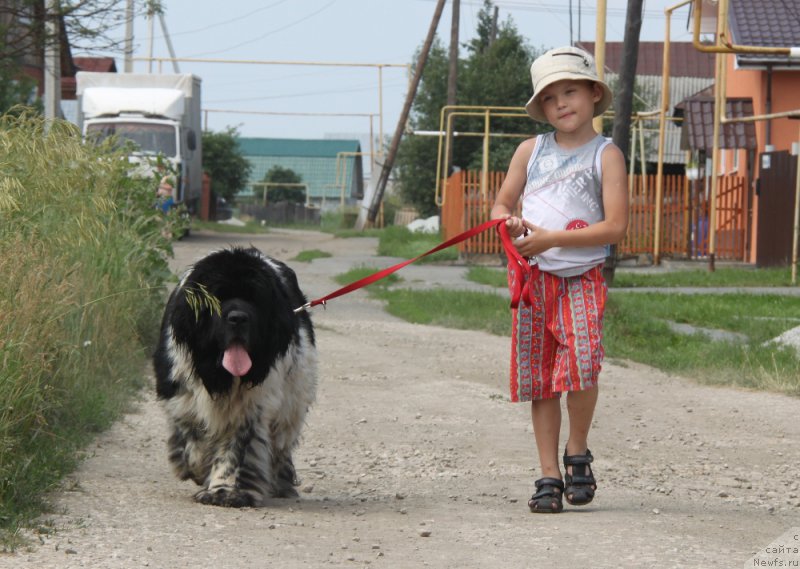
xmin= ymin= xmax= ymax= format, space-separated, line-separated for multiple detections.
xmin=565 ymin=385 xmax=598 ymax=456
xmin=563 ymin=385 xmax=599 ymax=505
xmin=531 ymin=397 xmax=562 ymax=479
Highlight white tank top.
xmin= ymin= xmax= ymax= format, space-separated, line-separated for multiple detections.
xmin=521 ymin=132 xmax=612 ymax=277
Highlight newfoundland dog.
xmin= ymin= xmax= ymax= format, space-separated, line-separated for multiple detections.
xmin=153 ymin=247 xmax=317 ymax=507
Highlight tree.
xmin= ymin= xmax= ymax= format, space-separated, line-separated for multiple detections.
xmin=0 ymin=1 xmax=132 ymax=64
xmin=262 ymin=166 xmax=304 ymax=204
xmin=395 ymin=0 xmax=542 ymax=216
xmin=201 ymin=127 xmax=252 ymax=201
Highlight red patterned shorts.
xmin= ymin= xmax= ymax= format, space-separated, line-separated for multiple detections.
xmin=507 ymin=265 xmax=607 ymax=402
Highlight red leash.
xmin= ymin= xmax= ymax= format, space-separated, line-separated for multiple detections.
xmin=294 ymin=218 xmax=537 ymax=313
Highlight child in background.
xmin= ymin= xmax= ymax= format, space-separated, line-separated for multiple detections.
xmin=490 ymin=46 xmax=629 ymax=513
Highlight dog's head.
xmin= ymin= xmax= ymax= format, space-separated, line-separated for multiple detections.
xmin=167 ymin=247 xmax=303 ymax=395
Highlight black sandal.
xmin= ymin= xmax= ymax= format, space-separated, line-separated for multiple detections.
xmin=528 ymin=477 xmax=564 ymax=513
xmin=563 ymin=449 xmax=596 ymax=506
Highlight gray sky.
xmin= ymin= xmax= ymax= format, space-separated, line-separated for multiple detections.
xmin=84 ymin=0 xmax=698 ymax=141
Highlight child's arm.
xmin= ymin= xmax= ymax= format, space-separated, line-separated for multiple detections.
xmin=490 ymin=138 xmax=536 ymax=238
xmin=514 ymin=143 xmax=629 ymax=257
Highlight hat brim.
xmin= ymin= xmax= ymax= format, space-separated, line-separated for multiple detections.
xmin=525 ymin=72 xmax=613 ymax=123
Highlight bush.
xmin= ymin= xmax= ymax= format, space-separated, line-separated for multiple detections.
xmin=0 ymin=112 xmax=177 ymax=539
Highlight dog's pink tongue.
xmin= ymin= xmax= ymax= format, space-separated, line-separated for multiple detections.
xmin=222 ymin=345 xmax=252 ymax=377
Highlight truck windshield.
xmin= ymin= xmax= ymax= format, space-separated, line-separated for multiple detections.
xmin=86 ymin=122 xmax=177 ymax=157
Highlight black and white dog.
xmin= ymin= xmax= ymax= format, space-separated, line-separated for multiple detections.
xmin=153 ymin=247 xmax=317 ymax=507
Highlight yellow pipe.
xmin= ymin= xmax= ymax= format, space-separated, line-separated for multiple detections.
xmin=691 ymin=0 xmax=797 ymax=56
xmin=628 ymin=117 xmax=637 ymax=197
xmin=433 ymin=105 xmax=529 ymax=207
xmin=481 ymin=109 xmax=490 ymax=198
xmin=654 ymin=0 xmax=693 ymax=264
xmin=708 ymin=40 xmax=728 ymax=271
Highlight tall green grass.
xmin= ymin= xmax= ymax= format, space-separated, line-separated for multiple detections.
xmin=0 ymin=112 xmax=177 ymax=542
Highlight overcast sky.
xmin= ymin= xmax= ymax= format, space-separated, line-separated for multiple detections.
xmin=82 ymin=0 xmax=698 ymax=142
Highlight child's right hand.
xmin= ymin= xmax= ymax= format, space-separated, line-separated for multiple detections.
xmin=504 ymin=216 xmax=526 ymax=238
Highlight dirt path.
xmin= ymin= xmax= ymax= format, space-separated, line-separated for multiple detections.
xmin=5 ymin=229 xmax=799 ymax=569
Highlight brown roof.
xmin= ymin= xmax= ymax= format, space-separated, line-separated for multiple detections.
xmin=577 ymin=41 xmax=716 ymax=78
xmin=729 ymin=0 xmax=800 ymax=67
xmin=681 ymin=97 xmax=758 ymax=151
xmin=73 ymin=57 xmax=117 ymax=73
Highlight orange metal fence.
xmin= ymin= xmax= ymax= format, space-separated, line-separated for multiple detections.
xmin=441 ymin=170 xmax=748 ymax=261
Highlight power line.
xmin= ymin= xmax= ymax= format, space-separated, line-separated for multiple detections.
xmin=186 ymin=0 xmax=339 ymax=58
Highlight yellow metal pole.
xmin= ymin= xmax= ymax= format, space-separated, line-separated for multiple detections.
xmin=653 ymin=11 xmax=671 ymax=264
xmin=639 ymin=118 xmax=647 ymax=200
xmin=378 ymin=65 xmax=384 ymax=158
xmin=481 ymin=109 xmax=490 ymax=198
xmin=708 ymin=5 xmax=728 ymax=272
xmin=628 ymin=117 xmax=637 ymax=197
xmin=592 ymin=0 xmax=607 ymax=134
xmin=653 ymin=0 xmax=691 ymax=264
xmin=691 ymin=0 xmax=797 ymax=56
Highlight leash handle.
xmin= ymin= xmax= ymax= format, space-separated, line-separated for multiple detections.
xmin=296 ymin=218 xmax=537 ymax=312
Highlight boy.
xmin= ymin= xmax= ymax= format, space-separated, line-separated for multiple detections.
xmin=491 ymin=46 xmax=629 ymax=513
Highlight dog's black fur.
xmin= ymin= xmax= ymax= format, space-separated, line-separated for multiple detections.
xmin=153 ymin=247 xmax=317 ymax=507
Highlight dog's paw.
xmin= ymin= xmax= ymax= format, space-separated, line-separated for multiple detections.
xmin=194 ymin=486 xmax=256 ymax=508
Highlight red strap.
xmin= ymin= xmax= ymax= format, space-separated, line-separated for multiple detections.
xmin=295 ymin=218 xmax=536 ymax=312
xmin=497 ymin=222 xmax=538 ymax=309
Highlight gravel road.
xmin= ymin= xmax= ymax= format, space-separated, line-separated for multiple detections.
xmin=4 ymin=228 xmax=799 ymax=569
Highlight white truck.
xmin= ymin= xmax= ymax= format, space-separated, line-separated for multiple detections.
xmin=75 ymin=72 xmax=203 ymax=212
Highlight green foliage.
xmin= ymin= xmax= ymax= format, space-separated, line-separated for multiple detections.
xmin=0 ymin=71 xmax=39 ymax=116
xmin=604 ymin=293 xmax=800 ymax=394
xmin=466 ymin=265 xmax=796 ymax=289
xmin=612 ymin=266 xmax=793 ymax=288
xmin=395 ymin=0 xmax=544 ymax=215
xmin=0 ymin=111 xmax=176 ymax=539
xmin=375 ymin=288 xmax=511 ymax=336
xmin=293 ymin=249 xmax=332 ymax=263
xmin=349 ymin=262 xmax=800 ymax=395
xmin=201 ymin=127 xmax=252 ymax=201
xmin=466 ymin=265 xmax=507 ymax=287
xmin=335 ymin=265 xmax=401 ymax=289
xmin=377 ymin=225 xmax=458 ymax=263
xmin=263 ymin=165 xmax=305 ymax=203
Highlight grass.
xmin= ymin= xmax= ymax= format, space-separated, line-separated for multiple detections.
xmin=603 ymin=293 xmax=800 ymax=394
xmin=612 ymin=266 xmax=794 ymax=288
xmin=465 ymin=264 xmax=798 ymax=289
xmin=377 ymin=225 xmax=459 ymax=263
xmin=340 ymin=262 xmax=800 ymax=397
xmin=334 ymin=265 xmax=402 ymax=289
xmin=293 ymin=249 xmax=332 ymax=263
xmin=0 ymin=112 xmax=175 ymax=545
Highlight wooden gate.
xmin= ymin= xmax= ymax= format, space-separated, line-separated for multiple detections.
xmin=441 ymin=170 xmax=748 ymax=261
xmin=756 ymin=150 xmax=797 ymax=267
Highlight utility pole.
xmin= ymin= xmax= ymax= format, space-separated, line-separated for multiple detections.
xmin=124 ymin=0 xmax=134 ymax=72
xmin=356 ymin=0 xmax=448 ymax=229
xmin=612 ymin=0 xmax=644 ymax=159
xmin=606 ymin=0 xmax=644 ymax=285
xmin=43 ymin=0 xmax=61 ymax=121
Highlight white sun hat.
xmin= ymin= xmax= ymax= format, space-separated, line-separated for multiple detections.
xmin=525 ymin=46 xmax=613 ymax=123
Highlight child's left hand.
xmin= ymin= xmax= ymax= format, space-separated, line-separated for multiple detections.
xmin=514 ymin=220 xmax=553 ymax=258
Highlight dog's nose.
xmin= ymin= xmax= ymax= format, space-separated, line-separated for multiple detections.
xmin=226 ymin=310 xmax=249 ymax=325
